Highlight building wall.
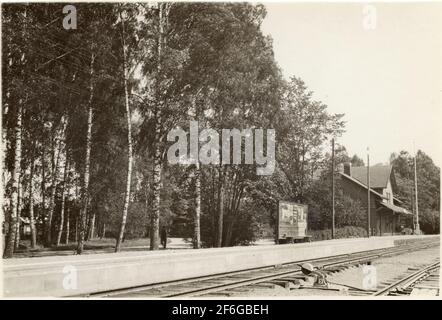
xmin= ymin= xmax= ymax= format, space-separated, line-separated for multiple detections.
xmin=340 ymin=173 xmax=406 ymax=235
xmin=341 ymin=177 xmax=378 ymax=234
xmin=377 ymin=209 xmax=397 ymax=236
xmin=383 ymin=180 xmax=394 ymax=205
xmin=341 ymin=177 xmax=400 ymax=235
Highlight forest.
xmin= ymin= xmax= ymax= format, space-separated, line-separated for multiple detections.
xmin=1 ymin=3 xmax=439 ymax=259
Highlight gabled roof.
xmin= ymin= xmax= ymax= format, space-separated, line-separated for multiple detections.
xmin=393 ymin=196 xmax=403 ymax=204
xmin=340 ymin=172 xmax=387 ymax=200
xmin=340 ymin=167 xmax=411 ymax=216
xmin=350 ymin=165 xmax=392 ymax=188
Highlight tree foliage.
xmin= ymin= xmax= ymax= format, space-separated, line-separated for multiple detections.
xmin=390 ymin=150 xmax=440 ymax=234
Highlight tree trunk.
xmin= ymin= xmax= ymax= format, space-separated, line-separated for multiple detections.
xmin=149 ymin=3 xmax=166 ymax=251
xmin=224 ymin=187 xmax=243 ymax=247
xmin=116 ymin=10 xmax=133 ymax=253
xmin=88 ymin=212 xmax=95 ymax=240
xmin=14 ymin=175 xmax=22 ymax=251
xmin=56 ymin=158 xmax=69 ymax=246
xmin=46 ymin=166 xmax=57 ymax=246
xmin=3 ymin=104 xmax=22 ymax=258
xmin=41 ymin=142 xmax=46 ymax=243
xmin=29 ymin=152 xmax=37 ymax=248
xmin=73 ymin=183 xmax=78 ymax=243
xmin=224 ymin=215 xmax=236 ymax=247
xmin=85 ymin=203 xmax=91 ymax=242
xmin=46 ymin=125 xmax=63 ymax=247
xmin=65 ymin=207 xmax=70 ymax=245
xmin=192 ymin=90 xmax=202 ymax=249
xmin=74 ymin=214 xmax=78 ymax=243
xmin=211 ymin=167 xmax=216 ymax=247
xmin=194 ymin=161 xmax=201 ymax=249
xmin=76 ymin=53 xmax=95 ymax=254
xmin=150 ymin=139 xmax=162 ymax=251
xmin=216 ymin=166 xmax=224 ymax=248
xmin=101 ymin=223 xmax=106 ymax=239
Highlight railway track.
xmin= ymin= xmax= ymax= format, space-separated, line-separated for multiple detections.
xmin=85 ymin=240 xmax=439 ymax=298
xmin=371 ymin=260 xmax=440 ymax=296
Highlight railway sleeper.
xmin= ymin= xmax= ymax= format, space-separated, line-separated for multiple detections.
xmin=268 ymin=280 xmax=292 ymax=289
xmin=247 ymin=283 xmax=277 ymax=289
xmin=278 ymin=278 xmax=303 ymax=285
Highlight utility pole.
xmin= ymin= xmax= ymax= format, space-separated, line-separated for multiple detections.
xmin=367 ymin=148 xmax=371 ymax=237
xmin=331 ymin=139 xmax=335 ymax=239
xmin=414 ymin=148 xmax=420 ymax=234
xmin=407 ymin=159 xmax=414 ymax=233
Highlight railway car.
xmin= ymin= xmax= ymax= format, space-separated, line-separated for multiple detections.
xmin=276 ymin=200 xmax=311 ymax=244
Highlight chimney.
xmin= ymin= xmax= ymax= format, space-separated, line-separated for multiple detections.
xmin=344 ymin=162 xmax=352 ymax=176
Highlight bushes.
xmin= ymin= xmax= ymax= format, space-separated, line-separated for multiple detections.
xmin=305 ymin=174 xmax=366 ymax=230
xmin=335 ymin=197 xmax=365 ymax=228
xmin=308 ymin=226 xmax=367 ymax=241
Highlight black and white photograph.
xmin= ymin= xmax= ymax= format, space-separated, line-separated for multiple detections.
xmin=0 ymin=0 xmax=441 ymax=303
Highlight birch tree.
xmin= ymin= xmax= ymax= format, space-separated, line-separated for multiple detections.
xmin=76 ymin=53 xmax=95 ymax=254
xmin=115 ymin=8 xmax=133 ymax=252
xmin=4 ymin=104 xmax=22 ymax=258
xmin=56 ymin=153 xmax=69 ymax=246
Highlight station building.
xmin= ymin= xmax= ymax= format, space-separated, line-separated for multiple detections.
xmin=340 ymin=163 xmax=413 ymax=236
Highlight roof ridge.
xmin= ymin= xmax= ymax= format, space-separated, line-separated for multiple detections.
xmin=351 ymin=164 xmax=392 ymax=169
xmin=339 ymin=172 xmax=387 ymax=199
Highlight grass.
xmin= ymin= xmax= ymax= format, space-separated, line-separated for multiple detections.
xmin=13 ymin=238 xmax=153 ymax=257
xmin=11 ymin=237 xmax=195 ymax=258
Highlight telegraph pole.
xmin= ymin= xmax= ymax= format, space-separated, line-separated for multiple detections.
xmin=331 ymin=139 xmax=335 ymax=239
xmin=409 ymin=165 xmax=415 ymax=233
xmin=367 ymin=148 xmax=371 ymax=237
xmin=413 ymin=147 xmax=420 ymax=234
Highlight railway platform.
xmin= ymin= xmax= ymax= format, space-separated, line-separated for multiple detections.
xmin=1 ymin=234 xmax=438 ymax=297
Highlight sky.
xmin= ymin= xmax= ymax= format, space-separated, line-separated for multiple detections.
xmin=261 ymin=2 xmax=442 ymax=166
